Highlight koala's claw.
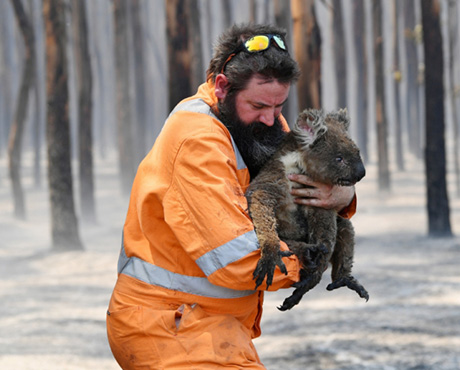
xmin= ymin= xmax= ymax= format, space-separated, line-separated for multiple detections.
xmin=253 ymin=250 xmax=293 ymax=290
xmin=327 ymin=276 xmax=369 ymax=301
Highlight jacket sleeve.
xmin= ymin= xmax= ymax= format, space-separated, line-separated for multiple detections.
xmin=163 ymin=131 xmax=300 ymax=291
xmin=338 ymin=194 xmax=357 ymax=219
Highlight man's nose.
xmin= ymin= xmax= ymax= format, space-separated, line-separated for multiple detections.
xmin=259 ymin=109 xmax=276 ymax=127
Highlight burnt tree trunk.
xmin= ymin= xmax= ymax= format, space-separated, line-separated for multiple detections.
xmin=393 ymin=0 xmax=404 ymax=171
xmin=274 ymin=0 xmax=297 ymax=126
xmin=404 ymin=0 xmax=422 ymax=157
xmin=249 ymin=0 xmax=256 ymax=23
xmin=165 ymin=0 xmax=192 ymax=111
xmin=291 ymin=0 xmax=321 ymax=110
xmin=73 ymin=0 xmax=96 ymax=223
xmin=421 ymin=0 xmax=452 ymax=237
xmin=44 ymin=0 xmax=83 ymax=250
xmin=353 ymin=0 xmax=368 ymax=162
xmin=113 ymin=0 xmax=136 ymax=195
xmin=372 ymin=0 xmax=391 ymax=191
xmin=30 ymin=0 xmax=44 ymax=189
xmin=332 ymin=0 xmax=347 ymax=109
xmin=8 ymin=0 xmax=35 ymax=220
xmin=188 ymin=0 xmax=203 ymax=93
xmin=131 ymin=0 xmax=148 ymax=162
xmin=447 ymin=0 xmax=460 ymax=197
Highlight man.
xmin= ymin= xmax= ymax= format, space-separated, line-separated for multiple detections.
xmin=107 ymin=24 xmax=356 ymax=369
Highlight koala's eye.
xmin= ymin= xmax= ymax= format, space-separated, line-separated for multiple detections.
xmin=336 ymin=156 xmax=343 ymax=163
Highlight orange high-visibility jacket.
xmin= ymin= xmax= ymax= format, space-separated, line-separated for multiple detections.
xmin=111 ymin=81 xmax=301 ymax=336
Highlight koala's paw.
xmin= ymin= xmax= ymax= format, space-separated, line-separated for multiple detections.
xmin=278 ymin=269 xmax=323 ymax=311
xmin=327 ymin=276 xmax=369 ymax=301
xmin=253 ymin=249 xmax=293 ymax=290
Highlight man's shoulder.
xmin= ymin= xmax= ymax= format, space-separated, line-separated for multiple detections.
xmin=165 ymin=99 xmax=228 ymax=140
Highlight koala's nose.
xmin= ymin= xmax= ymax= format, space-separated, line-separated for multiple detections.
xmin=355 ymin=162 xmax=366 ymax=182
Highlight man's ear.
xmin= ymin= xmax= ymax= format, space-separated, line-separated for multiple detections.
xmin=215 ymin=74 xmax=230 ymax=99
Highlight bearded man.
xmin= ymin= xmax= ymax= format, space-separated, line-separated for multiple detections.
xmin=106 ymin=23 xmax=356 ymax=370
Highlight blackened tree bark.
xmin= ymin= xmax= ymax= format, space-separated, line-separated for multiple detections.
xmin=274 ymin=0 xmax=297 ymax=126
xmin=222 ymin=0 xmax=233 ymax=30
xmin=8 ymin=0 xmax=36 ymax=220
xmin=332 ymin=0 xmax=347 ymax=109
xmin=44 ymin=0 xmax=83 ymax=250
xmin=393 ymin=0 xmax=404 ymax=171
xmin=291 ymin=0 xmax=322 ymax=110
xmin=373 ymin=0 xmax=391 ymax=191
xmin=30 ymin=0 xmax=44 ymax=189
xmin=353 ymin=0 xmax=368 ymax=163
xmin=447 ymin=0 xmax=460 ymax=197
xmin=113 ymin=0 xmax=136 ymax=195
xmin=421 ymin=0 xmax=452 ymax=237
xmin=73 ymin=0 xmax=95 ymax=223
xmin=404 ymin=0 xmax=422 ymax=157
xmin=165 ymin=0 xmax=192 ymax=111
xmin=131 ymin=0 xmax=148 ymax=163
xmin=249 ymin=0 xmax=256 ymax=23
xmin=188 ymin=0 xmax=203 ymax=93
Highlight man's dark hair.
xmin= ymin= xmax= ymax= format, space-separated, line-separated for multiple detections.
xmin=206 ymin=23 xmax=301 ymax=94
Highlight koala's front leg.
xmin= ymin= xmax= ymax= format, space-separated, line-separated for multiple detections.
xmin=247 ymin=189 xmax=293 ymax=290
xmin=326 ymin=217 xmax=369 ymax=301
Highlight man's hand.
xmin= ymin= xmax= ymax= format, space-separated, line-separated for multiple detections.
xmin=288 ymin=174 xmax=355 ymax=212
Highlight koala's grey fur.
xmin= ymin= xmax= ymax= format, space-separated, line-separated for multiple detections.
xmin=245 ymin=108 xmax=369 ymax=310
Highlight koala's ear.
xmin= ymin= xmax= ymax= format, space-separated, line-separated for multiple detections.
xmin=295 ymin=109 xmax=327 ymax=147
xmin=337 ymin=108 xmax=350 ymax=130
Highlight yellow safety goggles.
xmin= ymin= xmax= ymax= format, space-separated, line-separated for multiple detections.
xmin=221 ymin=34 xmax=287 ymax=74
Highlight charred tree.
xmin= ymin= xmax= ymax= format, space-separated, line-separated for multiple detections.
xmin=113 ymin=0 xmax=136 ymax=195
xmin=404 ymin=0 xmax=422 ymax=157
xmin=421 ymin=0 xmax=452 ymax=237
xmin=249 ymin=0 xmax=256 ymax=23
xmin=291 ymin=0 xmax=322 ymax=110
xmin=188 ymin=0 xmax=203 ymax=93
xmin=274 ymin=0 xmax=297 ymax=126
xmin=165 ymin=0 xmax=192 ymax=111
xmin=222 ymin=0 xmax=233 ymax=30
xmin=30 ymin=0 xmax=45 ymax=189
xmin=72 ymin=0 xmax=96 ymax=223
xmin=44 ymin=0 xmax=83 ymax=250
xmin=372 ymin=0 xmax=391 ymax=191
xmin=447 ymin=0 xmax=460 ymax=197
xmin=8 ymin=0 xmax=35 ymax=220
xmin=0 ymin=0 xmax=15 ymax=159
xmin=131 ymin=0 xmax=148 ymax=163
xmin=352 ymin=0 xmax=368 ymax=163
xmin=331 ymin=0 xmax=347 ymax=109
xmin=393 ymin=0 xmax=404 ymax=171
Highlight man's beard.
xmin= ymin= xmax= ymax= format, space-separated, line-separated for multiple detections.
xmin=217 ymin=94 xmax=286 ymax=179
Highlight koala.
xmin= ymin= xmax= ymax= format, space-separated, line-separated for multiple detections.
xmin=245 ymin=108 xmax=369 ymax=311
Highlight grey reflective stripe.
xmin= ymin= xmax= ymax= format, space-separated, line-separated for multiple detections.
xmin=230 ymin=136 xmax=246 ymax=170
xmin=118 ymin=244 xmax=255 ymax=299
xmin=170 ymin=98 xmax=247 ymax=170
xmin=196 ymin=230 xmax=259 ymax=276
xmin=170 ymin=98 xmax=217 ymax=118
xmin=117 ymin=232 xmax=129 ymax=274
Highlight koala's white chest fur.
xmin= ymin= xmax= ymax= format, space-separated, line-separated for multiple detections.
xmin=279 ymin=151 xmax=307 ymax=212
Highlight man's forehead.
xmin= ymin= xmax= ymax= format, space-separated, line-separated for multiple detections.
xmin=240 ymin=78 xmax=290 ymax=105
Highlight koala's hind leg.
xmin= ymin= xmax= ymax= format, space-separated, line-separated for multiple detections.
xmin=247 ymin=189 xmax=293 ymax=290
xmin=283 ymin=239 xmax=327 ymax=271
xmin=326 ymin=217 xmax=369 ymax=301
xmin=277 ymin=240 xmax=330 ymax=311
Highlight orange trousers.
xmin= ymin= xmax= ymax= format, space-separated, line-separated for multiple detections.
xmin=107 ymin=290 xmax=266 ymax=369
